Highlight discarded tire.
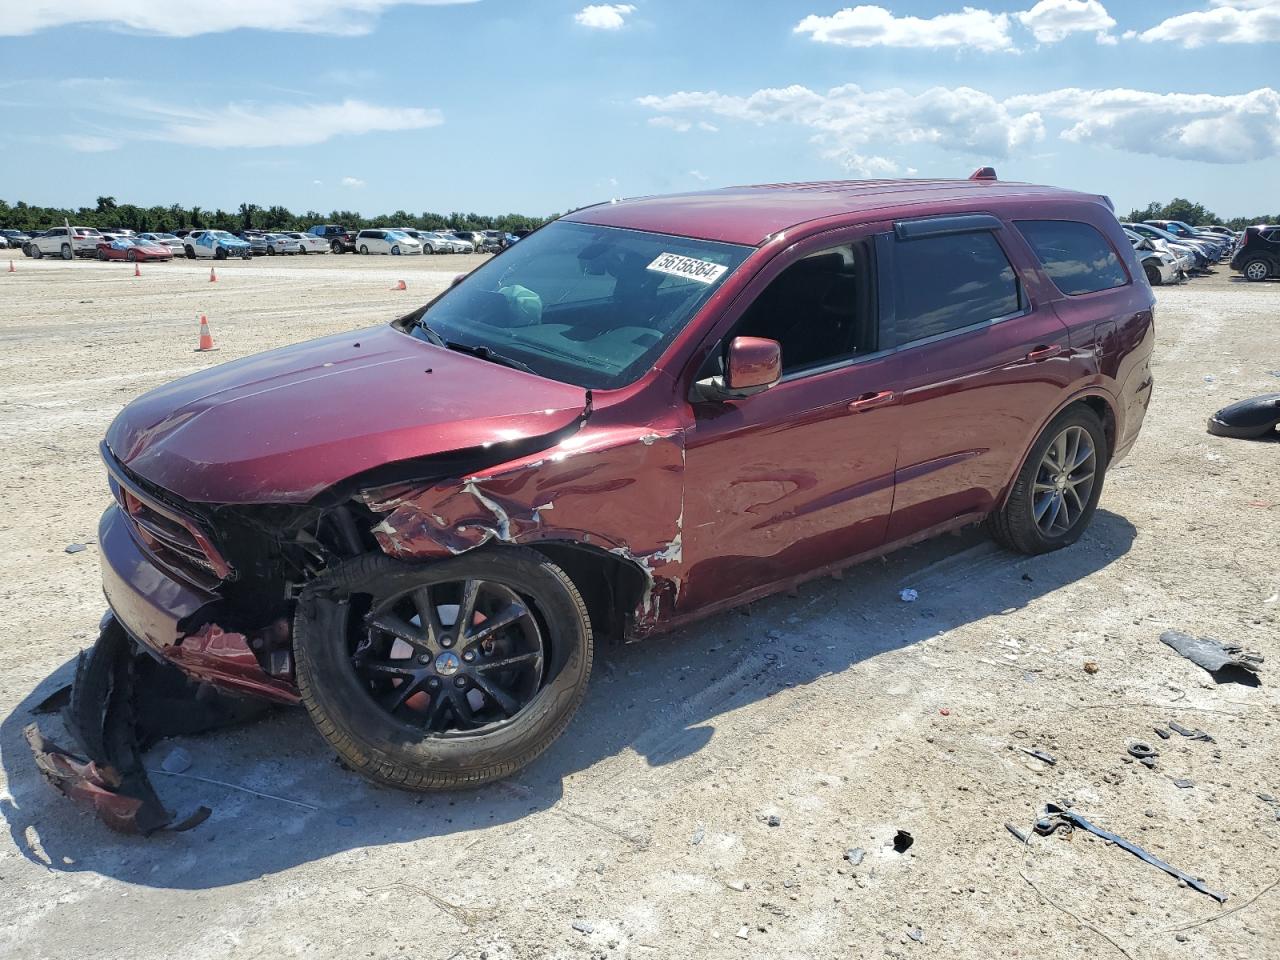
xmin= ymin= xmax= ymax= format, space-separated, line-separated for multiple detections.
xmin=1207 ymin=393 xmax=1280 ymax=439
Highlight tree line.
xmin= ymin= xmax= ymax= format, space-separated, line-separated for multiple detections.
xmin=1123 ymin=198 xmax=1277 ymax=231
xmin=0 ymin=196 xmax=554 ymax=235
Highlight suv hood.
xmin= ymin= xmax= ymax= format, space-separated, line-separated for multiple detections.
xmin=106 ymin=325 xmax=589 ymax=504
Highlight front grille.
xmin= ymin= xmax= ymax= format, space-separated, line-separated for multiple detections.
xmin=103 ymin=446 xmax=232 ymax=591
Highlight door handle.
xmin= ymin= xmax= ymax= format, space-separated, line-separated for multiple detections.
xmin=1025 ymin=344 xmax=1064 ymax=362
xmin=848 ymin=390 xmax=896 ymax=412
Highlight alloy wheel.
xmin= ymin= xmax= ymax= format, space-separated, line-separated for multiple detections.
xmin=1245 ymin=260 xmax=1269 ymax=281
xmin=353 ymin=578 xmax=546 ymax=734
xmin=1033 ymin=425 xmax=1097 ymax=537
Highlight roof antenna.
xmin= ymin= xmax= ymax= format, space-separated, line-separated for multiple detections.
xmin=969 ymin=166 xmax=998 ymax=181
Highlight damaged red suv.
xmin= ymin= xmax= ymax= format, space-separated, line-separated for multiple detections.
xmin=33 ymin=172 xmax=1155 ymax=829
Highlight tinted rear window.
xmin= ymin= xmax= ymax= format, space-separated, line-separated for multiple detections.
xmin=1016 ymin=220 xmax=1128 ymax=296
xmin=891 ymin=232 xmax=1021 ymax=345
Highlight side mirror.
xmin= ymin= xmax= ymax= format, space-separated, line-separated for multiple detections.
xmin=451 ymin=273 xmax=467 ymax=288
xmin=695 ymin=336 xmax=781 ymax=401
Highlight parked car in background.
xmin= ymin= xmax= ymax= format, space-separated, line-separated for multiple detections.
xmin=429 ymin=231 xmax=473 ymax=253
xmin=1 ymin=229 xmax=32 ymax=250
xmin=1123 ymin=222 xmax=1208 ymax=272
xmin=355 ymin=228 xmax=423 ymax=255
xmin=263 ymin=233 xmax=303 ymax=255
xmin=64 ymin=173 xmax=1155 ymax=807
xmin=106 ymin=228 xmax=137 ymax=238
xmin=1145 ymin=220 xmax=1228 ymax=260
xmin=308 ymin=224 xmax=358 ymax=254
xmin=1124 ymin=231 xmax=1179 ymax=286
xmin=279 ymin=231 xmax=330 ymax=254
xmin=450 ymin=230 xmax=486 ymax=251
xmin=1230 ymin=225 xmax=1280 ymax=282
xmin=183 ymin=229 xmax=253 ymax=260
xmin=95 ymin=236 xmax=173 ymax=263
xmin=0 ymin=236 xmax=8 ymax=249
xmin=138 ymin=232 xmax=186 ymax=256
xmin=239 ymin=233 xmax=269 ymax=256
xmin=25 ymin=226 xmax=103 ymax=259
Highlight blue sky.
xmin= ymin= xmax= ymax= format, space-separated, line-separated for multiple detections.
xmin=1 ymin=1 xmax=1277 ymax=218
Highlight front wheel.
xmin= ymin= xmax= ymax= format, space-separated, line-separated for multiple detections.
xmin=391 ymin=245 xmax=401 ymax=256
xmin=97 ymin=249 xmax=108 ymax=261
xmin=214 ymin=247 xmax=228 ymax=261
xmin=1243 ymin=258 xmax=1270 ymax=282
xmin=359 ymin=244 xmax=369 ymax=255
xmin=1143 ymin=263 xmax=1162 ymax=286
xmin=295 ymin=548 xmax=593 ymax=791
xmin=126 ymin=249 xmax=137 ymax=263
xmin=989 ymin=405 xmax=1108 ymax=555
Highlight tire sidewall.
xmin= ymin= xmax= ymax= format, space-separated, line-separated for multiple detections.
xmin=295 ymin=549 xmax=592 ymax=784
xmin=1244 ymin=259 xmax=1269 ymax=282
xmin=1009 ymin=406 xmax=1109 ymax=551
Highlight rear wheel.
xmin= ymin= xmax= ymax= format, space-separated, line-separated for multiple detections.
xmin=1243 ymin=258 xmax=1270 ymax=282
xmin=295 ymin=548 xmax=593 ymax=791
xmin=96 ymin=249 xmax=108 ymax=261
xmin=331 ymin=241 xmax=343 ymax=254
xmin=185 ymin=246 xmax=196 ymax=259
xmin=61 ymin=243 xmax=73 ymax=260
xmin=990 ymin=405 xmax=1108 ymax=555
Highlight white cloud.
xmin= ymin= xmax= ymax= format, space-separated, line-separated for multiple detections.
xmin=639 ymin=82 xmax=1280 ymax=165
xmin=313 ymin=179 xmax=323 ymax=184
xmin=1017 ymin=0 xmax=1116 ymax=44
xmin=838 ymin=154 xmax=901 ymax=177
xmin=108 ymin=98 xmax=442 ymax=148
xmin=1137 ymin=0 xmax=1280 ymax=48
xmin=647 ymin=115 xmax=717 ymax=132
xmin=574 ymin=3 xmax=635 ymax=30
xmin=689 ymin=169 xmax=709 ymax=182
xmin=2 ymin=0 xmax=477 ymax=37
xmin=1009 ymin=86 xmax=1280 ymax=163
xmin=63 ymin=133 xmax=121 ymax=152
xmin=794 ymin=5 xmax=1014 ymax=51
xmin=341 ymin=176 xmax=366 ymax=187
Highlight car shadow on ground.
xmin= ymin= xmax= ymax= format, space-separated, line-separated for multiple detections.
xmin=0 ymin=510 xmax=1135 ymax=890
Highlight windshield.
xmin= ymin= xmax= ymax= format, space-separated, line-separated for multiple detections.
xmin=408 ymin=220 xmax=752 ymax=390
xmin=209 ymin=230 xmax=236 ymax=240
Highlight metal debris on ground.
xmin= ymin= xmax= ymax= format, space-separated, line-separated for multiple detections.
xmin=907 ymin=927 xmax=924 ymax=943
xmin=1005 ymin=822 xmax=1030 ymax=844
xmin=1173 ymin=779 xmax=1194 ymax=789
xmin=64 ymin=543 xmax=87 ymax=554
xmin=1167 ymin=720 xmax=1214 ymax=742
xmin=1036 ymin=802 xmax=1228 ymax=903
xmin=1018 ymin=748 xmax=1057 ymax=765
xmin=572 ymin=921 xmax=594 ymax=935
xmin=1154 ymin=726 xmax=1172 ymax=740
xmin=1159 ymin=630 xmax=1263 ymax=680
xmin=160 ymin=747 xmax=192 ymax=774
xmin=844 ymin=847 xmax=865 ymax=865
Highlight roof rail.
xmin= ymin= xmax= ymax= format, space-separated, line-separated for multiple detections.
xmin=968 ymin=167 xmax=998 ymax=181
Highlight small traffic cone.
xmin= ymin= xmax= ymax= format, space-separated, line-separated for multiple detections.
xmin=7 ymin=259 xmax=13 ymax=273
xmin=195 ymin=314 xmax=218 ymax=352
xmin=391 ymin=279 xmax=407 ymax=291
xmin=133 ymin=262 xmax=141 ymax=278
xmin=209 ymin=266 xmax=218 ymax=283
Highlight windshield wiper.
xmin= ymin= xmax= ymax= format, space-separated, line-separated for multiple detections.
xmin=444 ymin=340 xmax=537 ymax=376
xmin=413 ymin=317 xmax=446 ymax=347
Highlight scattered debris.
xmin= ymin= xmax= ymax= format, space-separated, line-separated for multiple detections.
xmin=1168 ymin=720 xmax=1214 ymax=742
xmin=939 ymin=708 xmax=951 ymax=716
xmin=1128 ymin=742 xmax=1158 ymax=760
xmin=160 ymin=747 xmax=192 ymax=774
xmin=1206 ymin=392 xmax=1280 ymax=439
xmin=765 ymin=814 xmax=781 ymax=827
xmin=691 ymin=824 xmax=705 ymax=845
xmin=1173 ymin=779 xmax=1194 ymax=789
xmin=1036 ymin=803 xmax=1227 ymax=903
xmin=899 ymin=588 xmax=919 ymax=603
xmin=1154 ymin=726 xmax=1172 ymax=740
xmin=1005 ymin=822 xmax=1030 ymax=844
xmin=1018 ymin=748 xmax=1057 ymax=766
xmin=735 ymin=927 xmax=750 ymax=941
xmin=844 ymin=847 xmax=865 ymax=865
xmin=906 ymin=927 xmax=924 ymax=943
xmin=572 ymin=921 xmax=595 ymax=935
xmin=64 ymin=543 xmax=87 ymax=554
xmin=1159 ymin=630 xmax=1263 ymax=682
xmin=892 ymin=830 xmax=914 ymax=853
xmin=727 ymin=879 xmax=749 ymax=892
xmin=1084 ymin=661 xmax=1100 ymax=674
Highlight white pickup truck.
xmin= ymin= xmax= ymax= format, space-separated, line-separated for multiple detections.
xmin=26 ymin=226 xmax=103 ymax=259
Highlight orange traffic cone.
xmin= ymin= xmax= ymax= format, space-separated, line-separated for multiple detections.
xmin=133 ymin=262 xmax=141 ymax=278
xmin=392 ymin=279 xmax=407 ymax=291
xmin=195 ymin=314 xmax=218 ymax=352
xmin=7 ymin=259 xmax=13 ymax=273
xmin=209 ymin=266 xmax=218 ymax=283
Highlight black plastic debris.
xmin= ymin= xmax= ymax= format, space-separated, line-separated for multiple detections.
xmin=1018 ymin=748 xmax=1057 ymax=766
xmin=1207 ymin=393 xmax=1280 ymax=439
xmin=1160 ymin=630 xmax=1263 ymax=684
xmin=892 ymin=830 xmax=914 ymax=853
xmin=1173 ymin=779 xmax=1194 ymax=789
xmin=1168 ymin=720 xmax=1215 ymax=742
xmin=1037 ymin=802 xmax=1227 ymax=903
xmin=64 ymin=543 xmax=87 ymax=554
xmin=1128 ymin=742 xmax=1158 ymax=760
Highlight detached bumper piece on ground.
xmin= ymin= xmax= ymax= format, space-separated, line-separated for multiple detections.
xmin=25 ymin=616 xmax=269 ymax=835
xmin=1207 ymin=393 xmax=1280 ymax=440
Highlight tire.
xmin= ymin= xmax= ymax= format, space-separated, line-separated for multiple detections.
xmin=97 ymin=249 xmax=108 ymax=261
xmin=214 ymin=247 xmax=227 ymax=261
xmin=126 ymin=249 xmax=137 ymax=263
xmin=1143 ymin=263 xmax=1162 ymax=286
xmin=989 ymin=404 xmax=1108 ymax=555
xmin=360 ymin=244 xmax=369 ymax=255
xmin=267 ymin=246 xmax=276 ymax=256
xmin=185 ymin=246 xmax=196 ymax=260
xmin=31 ymin=244 xmax=43 ymax=259
xmin=23 ymin=244 xmax=34 ymax=258
xmin=331 ymin=241 xmax=343 ymax=254
xmin=295 ymin=547 xmax=593 ymax=791
xmin=1243 ymin=258 xmax=1270 ymax=282
xmin=391 ymin=245 xmax=401 ymax=256
xmin=61 ymin=243 xmax=73 ymax=260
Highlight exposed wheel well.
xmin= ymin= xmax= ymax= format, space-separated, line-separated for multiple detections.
xmin=1074 ymin=395 xmax=1117 ymax=457
xmin=529 ymin=541 xmax=649 ymax=644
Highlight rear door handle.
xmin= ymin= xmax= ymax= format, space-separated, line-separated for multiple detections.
xmin=1025 ymin=345 xmax=1064 ymax=362
xmin=848 ymin=390 xmax=897 ymax=412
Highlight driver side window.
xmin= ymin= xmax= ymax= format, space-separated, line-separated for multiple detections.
xmin=732 ymin=242 xmax=876 ymax=374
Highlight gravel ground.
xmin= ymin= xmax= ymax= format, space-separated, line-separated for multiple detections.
xmin=0 ymin=253 xmax=1276 ymax=960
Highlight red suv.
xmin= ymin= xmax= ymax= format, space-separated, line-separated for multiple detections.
xmin=37 ymin=172 xmax=1155 ymax=825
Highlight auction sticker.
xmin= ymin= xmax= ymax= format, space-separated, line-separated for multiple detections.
xmin=647 ymin=252 xmax=728 ymax=285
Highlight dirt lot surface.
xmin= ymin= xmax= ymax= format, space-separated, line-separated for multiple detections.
xmin=1 ymin=253 xmax=1277 ymax=960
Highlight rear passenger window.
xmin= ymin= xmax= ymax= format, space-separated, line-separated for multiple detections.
xmin=891 ymin=232 xmax=1020 ymax=345
xmin=1016 ymin=220 xmax=1128 ymax=296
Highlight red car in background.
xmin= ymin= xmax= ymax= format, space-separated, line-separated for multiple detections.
xmin=95 ymin=236 xmax=173 ymax=262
